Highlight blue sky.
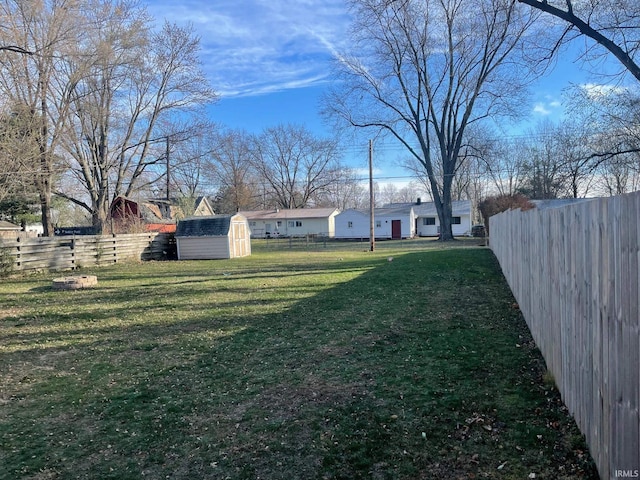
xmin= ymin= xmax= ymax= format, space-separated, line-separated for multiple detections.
xmin=143 ymin=0 xmax=604 ymax=185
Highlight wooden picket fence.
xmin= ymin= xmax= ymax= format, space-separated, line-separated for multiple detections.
xmin=490 ymin=192 xmax=640 ymax=480
xmin=0 ymin=232 xmax=173 ymax=274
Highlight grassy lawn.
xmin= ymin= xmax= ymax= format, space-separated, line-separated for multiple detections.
xmin=0 ymin=242 xmax=597 ymax=479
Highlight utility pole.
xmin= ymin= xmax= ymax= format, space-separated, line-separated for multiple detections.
xmin=369 ymin=139 xmax=375 ymax=252
xmin=165 ymin=136 xmax=171 ymax=202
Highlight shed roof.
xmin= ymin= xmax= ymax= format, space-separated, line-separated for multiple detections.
xmin=176 ymin=214 xmax=242 ymax=237
xmin=0 ymin=220 xmax=21 ymax=231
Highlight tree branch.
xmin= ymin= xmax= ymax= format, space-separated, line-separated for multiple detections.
xmin=517 ymin=0 xmax=640 ymax=82
xmin=0 ymin=45 xmax=33 ymax=55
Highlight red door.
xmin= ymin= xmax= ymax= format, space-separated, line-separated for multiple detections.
xmin=391 ymin=220 xmax=402 ymax=239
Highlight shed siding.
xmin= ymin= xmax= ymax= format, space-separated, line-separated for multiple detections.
xmin=177 ymin=237 xmax=230 ymax=260
xmin=176 ymin=214 xmax=251 ymax=260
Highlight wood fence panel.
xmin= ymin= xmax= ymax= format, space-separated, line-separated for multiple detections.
xmin=490 ymin=192 xmax=640 ymax=480
xmin=0 ymin=233 xmax=171 ymax=273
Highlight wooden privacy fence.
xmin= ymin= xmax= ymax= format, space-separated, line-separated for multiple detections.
xmin=490 ymin=192 xmax=640 ymax=480
xmin=0 ymin=233 xmax=173 ymax=273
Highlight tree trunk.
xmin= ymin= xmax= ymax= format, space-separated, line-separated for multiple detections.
xmin=39 ymin=187 xmax=54 ymax=236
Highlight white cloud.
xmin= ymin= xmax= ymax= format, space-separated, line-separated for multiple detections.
xmin=579 ymin=82 xmax=625 ymax=100
xmin=144 ymin=0 xmax=351 ymax=98
xmin=533 ymin=103 xmax=551 ymax=115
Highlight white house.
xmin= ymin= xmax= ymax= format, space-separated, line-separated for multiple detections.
xmin=239 ymin=208 xmax=340 ymax=238
xmin=335 ymin=206 xmax=416 ymax=239
xmin=411 ymin=200 xmax=472 ymax=237
xmin=175 ymin=214 xmax=251 ymax=260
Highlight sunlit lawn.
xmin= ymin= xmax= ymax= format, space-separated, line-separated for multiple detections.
xmin=0 ymin=241 xmax=597 ymax=479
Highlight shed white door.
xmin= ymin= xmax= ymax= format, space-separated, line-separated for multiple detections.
xmin=232 ymin=222 xmax=248 ymax=257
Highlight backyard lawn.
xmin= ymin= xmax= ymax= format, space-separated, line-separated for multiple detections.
xmin=0 ymin=242 xmax=597 ymax=479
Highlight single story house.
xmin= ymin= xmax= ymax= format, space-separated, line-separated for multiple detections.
xmin=334 ymin=206 xmax=416 ymax=240
xmin=411 ymin=199 xmax=472 ymax=237
xmin=175 ymin=214 xmax=251 ymax=260
xmin=239 ymin=208 xmax=340 ymax=238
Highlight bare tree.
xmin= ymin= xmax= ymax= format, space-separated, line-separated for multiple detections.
xmin=0 ymin=0 xmax=82 ymax=235
xmin=312 ymin=167 xmax=369 ymax=210
xmin=483 ymin=138 xmax=529 ymax=196
xmin=249 ymin=124 xmax=342 ymax=209
xmin=561 ymin=84 xmax=640 ymax=195
xmin=554 ymin=120 xmax=597 ymax=198
xmin=170 ymin=124 xmax=217 ymax=200
xmin=326 ymin=0 xmax=544 ymax=240
xmin=57 ymin=8 xmax=217 ymax=232
xmin=207 ymin=129 xmax=260 ymax=213
xmin=0 ymin=103 xmax=40 ymax=205
xmin=517 ymin=0 xmax=640 ymax=82
xmin=517 ymin=121 xmax=568 ymax=199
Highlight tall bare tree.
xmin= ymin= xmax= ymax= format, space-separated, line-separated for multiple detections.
xmin=0 ymin=0 xmax=82 ymax=235
xmin=0 ymin=103 xmax=40 ymax=205
xmin=57 ymin=7 xmax=217 ymax=232
xmin=249 ymin=124 xmax=342 ymax=209
xmin=326 ymin=0 xmax=544 ymax=240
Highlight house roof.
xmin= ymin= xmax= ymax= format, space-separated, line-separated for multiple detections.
xmin=176 ymin=214 xmax=244 ymax=237
xmin=147 ymin=196 xmax=214 ymax=217
xmin=239 ymin=208 xmax=339 ymax=221
xmin=338 ymin=206 xmax=414 ymax=217
xmin=384 ymin=199 xmax=472 ymax=216
xmin=0 ymin=220 xmax=21 ymax=231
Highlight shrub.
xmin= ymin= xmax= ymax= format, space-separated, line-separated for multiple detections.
xmin=478 ymin=194 xmax=535 ymax=236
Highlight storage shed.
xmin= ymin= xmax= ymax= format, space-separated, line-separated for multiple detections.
xmin=175 ymin=214 xmax=251 ymax=260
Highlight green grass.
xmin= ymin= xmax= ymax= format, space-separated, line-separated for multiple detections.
xmin=0 ymin=241 xmax=597 ymax=479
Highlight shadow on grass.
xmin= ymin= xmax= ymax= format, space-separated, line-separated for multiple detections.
xmin=0 ymin=249 xmax=598 ymax=480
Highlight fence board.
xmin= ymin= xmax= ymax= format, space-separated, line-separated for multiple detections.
xmin=0 ymin=233 xmax=171 ymax=273
xmin=490 ymin=192 xmax=640 ymax=480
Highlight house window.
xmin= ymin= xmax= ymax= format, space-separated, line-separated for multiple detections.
xmin=452 ymin=216 xmax=461 ymax=225
xmin=288 ymin=220 xmax=302 ymax=228
xmin=277 ymin=221 xmax=282 ymax=227
xmin=347 ymin=221 xmax=353 ymax=228
xmin=376 ymin=220 xmax=381 ymax=228
xmin=249 ymin=221 xmax=257 ymax=227
xmin=423 ymin=217 xmax=436 ymax=225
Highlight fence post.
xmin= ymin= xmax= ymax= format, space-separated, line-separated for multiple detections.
xmin=16 ymin=236 xmax=21 ymax=269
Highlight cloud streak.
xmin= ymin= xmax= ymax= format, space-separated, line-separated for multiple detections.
xmin=144 ymin=0 xmax=351 ymax=98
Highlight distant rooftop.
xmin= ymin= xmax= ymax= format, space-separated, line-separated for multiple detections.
xmin=239 ymin=208 xmax=339 ymax=220
xmin=531 ymin=198 xmax=596 ymax=210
